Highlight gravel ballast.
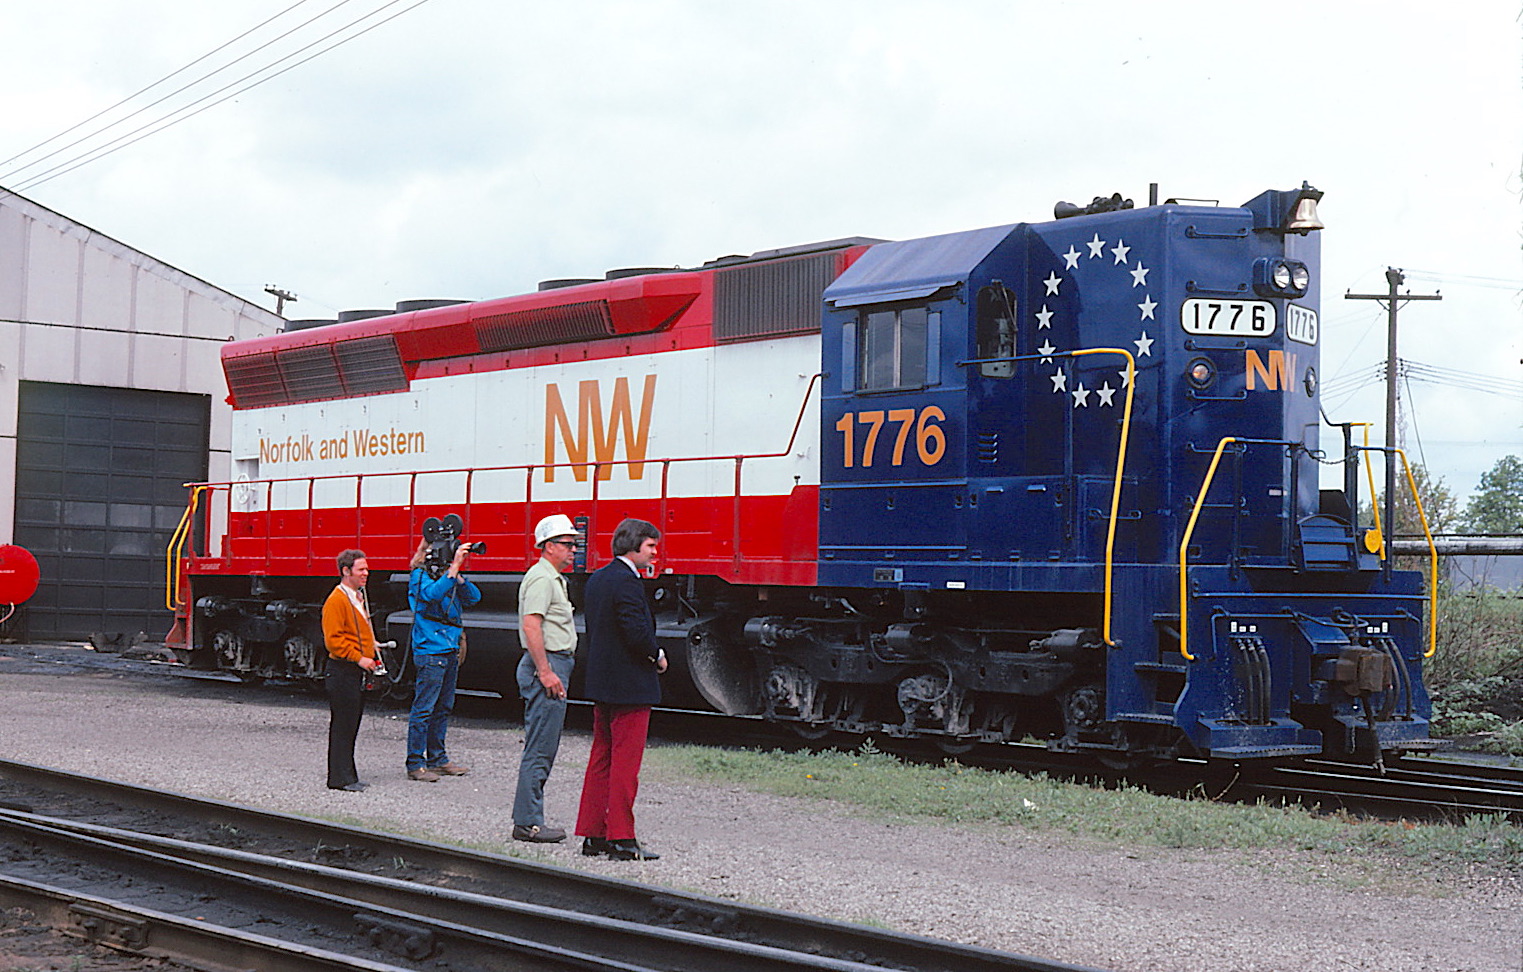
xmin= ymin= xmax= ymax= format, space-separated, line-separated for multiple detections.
xmin=0 ymin=648 xmax=1517 ymax=972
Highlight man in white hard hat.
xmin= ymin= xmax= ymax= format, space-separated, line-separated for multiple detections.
xmin=511 ymin=513 xmax=581 ymax=842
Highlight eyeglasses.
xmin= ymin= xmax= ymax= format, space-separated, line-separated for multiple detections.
xmin=545 ymin=539 xmax=577 ymax=549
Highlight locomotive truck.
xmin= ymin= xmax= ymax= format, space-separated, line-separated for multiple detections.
xmin=167 ymin=182 xmax=1439 ymax=763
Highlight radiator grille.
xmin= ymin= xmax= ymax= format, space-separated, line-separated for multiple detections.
xmin=475 ymin=300 xmax=615 ymax=352
xmin=225 ymin=335 xmax=407 ymax=407
xmin=224 ymin=353 xmax=286 ymax=407
xmin=333 ymin=336 xmax=407 ymax=395
xmin=277 ymin=345 xmax=345 ymax=401
xmin=714 ymin=252 xmax=837 ymax=342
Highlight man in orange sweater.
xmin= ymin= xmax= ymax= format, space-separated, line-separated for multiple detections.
xmin=323 ymin=549 xmax=383 ymax=791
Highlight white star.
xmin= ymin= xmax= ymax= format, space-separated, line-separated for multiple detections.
xmin=1111 ymin=239 xmax=1130 ymax=265
xmin=1043 ymin=271 xmax=1062 ymax=296
xmin=1086 ymin=233 xmax=1106 ymax=258
xmin=1118 ymin=367 xmax=1131 ymax=388
xmin=1130 ymin=263 xmax=1150 ymax=287
xmin=1138 ymin=295 xmax=1157 ymax=320
xmin=1062 ymin=245 xmax=1081 ymax=270
xmin=1097 ymin=382 xmax=1116 ymax=407
xmin=1134 ymin=331 xmax=1154 ymax=357
xmin=1072 ymin=383 xmax=1090 ymax=408
xmin=1035 ymin=305 xmax=1054 ymax=329
xmin=1050 ymin=369 xmax=1068 ymax=393
xmin=1037 ymin=340 xmax=1056 ymax=364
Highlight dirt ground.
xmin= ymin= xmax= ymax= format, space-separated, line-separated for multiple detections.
xmin=0 ymin=648 xmax=1518 ymax=972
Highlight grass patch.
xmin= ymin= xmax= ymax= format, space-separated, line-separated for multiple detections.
xmin=652 ymin=740 xmax=1523 ymax=876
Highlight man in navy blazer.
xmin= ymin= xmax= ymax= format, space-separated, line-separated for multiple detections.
xmin=574 ymin=517 xmax=667 ymax=861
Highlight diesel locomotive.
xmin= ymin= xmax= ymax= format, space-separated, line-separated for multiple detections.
xmin=167 ymin=182 xmax=1440 ymax=763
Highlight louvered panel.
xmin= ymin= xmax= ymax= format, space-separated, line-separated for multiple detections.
xmin=277 ymin=345 xmax=345 ymax=402
xmin=714 ymin=252 xmax=836 ymax=342
xmin=475 ymin=300 xmax=615 ymax=352
xmin=224 ymin=352 xmax=287 ymax=407
xmin=335 ymin=336 xmax=408 ymax=395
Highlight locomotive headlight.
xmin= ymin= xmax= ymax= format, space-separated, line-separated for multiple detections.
xmin=1253 ymin=257 xmax=1310 ymax=298
xmin=1187 ymin=356 xmax=1216 ymax=389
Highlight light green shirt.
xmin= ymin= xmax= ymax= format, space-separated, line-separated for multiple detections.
xmin=518 ymin=556 xmax=576 ymax=655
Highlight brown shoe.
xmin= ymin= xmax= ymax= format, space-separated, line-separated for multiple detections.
xmin=407 ymin=767 xmax=441 ymax=782
xmin=430 ymin=762 xmax=470 ymax=776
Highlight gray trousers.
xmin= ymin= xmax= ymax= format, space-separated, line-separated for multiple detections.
xmin=513 ymin=650 xmax=575 ymax=827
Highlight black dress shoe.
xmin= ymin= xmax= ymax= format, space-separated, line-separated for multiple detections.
xmin=606 ymin=839 xmax=659 ymax=861
xmin=328 ymin=781 xmax=368 ymax=792
xmin=512 ymin=824 xmax=567 ymax=843
xmin=581 ymin=837 xmax=611 ymax=857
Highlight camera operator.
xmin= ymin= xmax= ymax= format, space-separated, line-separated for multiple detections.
xmin=405 ymin=534 xmax=481 ymax=781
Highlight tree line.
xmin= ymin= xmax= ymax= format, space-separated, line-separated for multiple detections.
xmin=1361 ymin=454 xmax=1523 ymax=537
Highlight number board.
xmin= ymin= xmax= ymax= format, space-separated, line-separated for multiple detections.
xmin=1180 ymin=298 xmax=1275 ymax=337
xmin=1285 ymin=304 xmax=1319 ymax=345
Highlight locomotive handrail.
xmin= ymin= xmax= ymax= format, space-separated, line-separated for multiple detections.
xmin=175 ymin=374 xmax=824 ymax=576
xmin=1356 ymin=444 xmax=1439 ymax=659
xmin=1355 ymin=423 xmax=1385 ymax=559
xmin=164 ymin=485 xmax=208 ymax=610
xmin=1177 ymin=436 xmax=1294 ymax=661
xmin=957 ymin=348 xmax=1136 ymax=646
xmin=1068 ymin=347 xmax=1136 ymax=646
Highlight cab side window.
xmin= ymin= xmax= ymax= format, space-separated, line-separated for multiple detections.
xmin=857 ymin=305 xmax=938 ymax=391
xmin=975 ymin=284 xmax=1016 ymax=378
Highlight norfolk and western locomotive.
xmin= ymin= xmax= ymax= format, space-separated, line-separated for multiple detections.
xmin=167 ymin=182 xmax=1439 ymax=763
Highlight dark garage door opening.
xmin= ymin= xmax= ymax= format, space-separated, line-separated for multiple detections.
xmin=13 ymin=381 xmax=209 ymax=643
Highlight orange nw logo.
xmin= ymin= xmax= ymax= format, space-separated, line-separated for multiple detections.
xmin=1245 ymin=349 xmax=1298 ymax=392
xmin=544 ymin=375 xmax=657 ymax=482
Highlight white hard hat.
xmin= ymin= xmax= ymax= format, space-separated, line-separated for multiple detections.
xmin=534 ymin=513 xmax=578 ymax=548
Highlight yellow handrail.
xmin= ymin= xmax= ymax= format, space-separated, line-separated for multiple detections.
xmin=1355 ymin=423 xmax=1386 ymax=559
xmin=1176 ymin=437 xmax=1236 ymax=661
xmin=1392 ymin=447 xmax=1439 ymax=659
xmin=164 ymin=486 xmax=206 ymax=611
xmin=1069 ymin=347 xmax=1137 ymax=646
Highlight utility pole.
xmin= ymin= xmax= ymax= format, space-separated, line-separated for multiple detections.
xmin=1345 ymin=268 xmax=1441 ymax=546
xmin=263 ymin=285 xmax=298 ymax=318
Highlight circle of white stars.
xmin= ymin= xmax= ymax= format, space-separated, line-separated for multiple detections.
xmin=1042 ymin=231 xmax=1156 ymax=409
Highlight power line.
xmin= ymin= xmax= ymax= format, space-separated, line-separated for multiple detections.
xmin=8 ymin=0 xmax=412 ymax=192
xmin=0 ymin=0 xmax=320 ymax=174
xmin=1403 ymin=268 xmax=1523 ymax=292
xmin=5 ymin=0 xmax=434 ymax=194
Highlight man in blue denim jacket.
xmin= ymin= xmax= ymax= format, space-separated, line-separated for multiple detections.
xmin=405 ymin=538 xmax=481 ymax=781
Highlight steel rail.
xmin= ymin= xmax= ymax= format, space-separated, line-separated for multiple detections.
xmin=0 ymin=809 xmax=932 ymax=972
xmin=0 ymin=757 xmax=1106 ymax=972
xmin=0 ymin=811 xmax=668 ymax=972
xmin=0 ymin=871 xmax=414 ymax=972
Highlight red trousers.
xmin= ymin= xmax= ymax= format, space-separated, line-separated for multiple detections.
xmin=576 ymin=704 xmax=650 ymax=841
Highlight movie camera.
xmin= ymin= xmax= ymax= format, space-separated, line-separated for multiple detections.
xmin=421 ymin=513 xmax=486 ymax=578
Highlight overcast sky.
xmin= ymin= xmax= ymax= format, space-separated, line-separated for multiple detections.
xmin=1 ymin=1 xmax=1519 ymax=502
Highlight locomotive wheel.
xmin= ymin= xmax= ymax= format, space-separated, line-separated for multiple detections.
xmin=936 ymin=736 xmax=978 ymax=756
xmin=788 ymin=721 xmax=833 ymax=741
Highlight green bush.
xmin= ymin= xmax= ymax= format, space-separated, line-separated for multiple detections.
xmin=1480 ymin=722 xmax=1523 ymax=757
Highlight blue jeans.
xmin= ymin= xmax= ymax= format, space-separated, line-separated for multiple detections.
xmin=513 ymin=651 xmax=575 ymax=827
xmin=407 ymin=651 xmax=460 ymax=770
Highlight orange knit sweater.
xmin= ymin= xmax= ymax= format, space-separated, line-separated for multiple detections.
xmin=322 ymin=584 xmax=377 ymax=663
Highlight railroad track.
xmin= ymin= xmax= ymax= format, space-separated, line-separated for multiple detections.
xmin=1242 ymin=755 xmax=1523 ymax=822
xmin=0 ymin=757 xmax=1105 ymax=972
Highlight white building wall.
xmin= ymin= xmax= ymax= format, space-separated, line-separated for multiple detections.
xmin=0 ymin=190 xmax=283 ymax=543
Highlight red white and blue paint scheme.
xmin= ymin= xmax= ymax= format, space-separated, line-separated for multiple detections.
xmin=171 ymin=184 xmax=1438 ymax=762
